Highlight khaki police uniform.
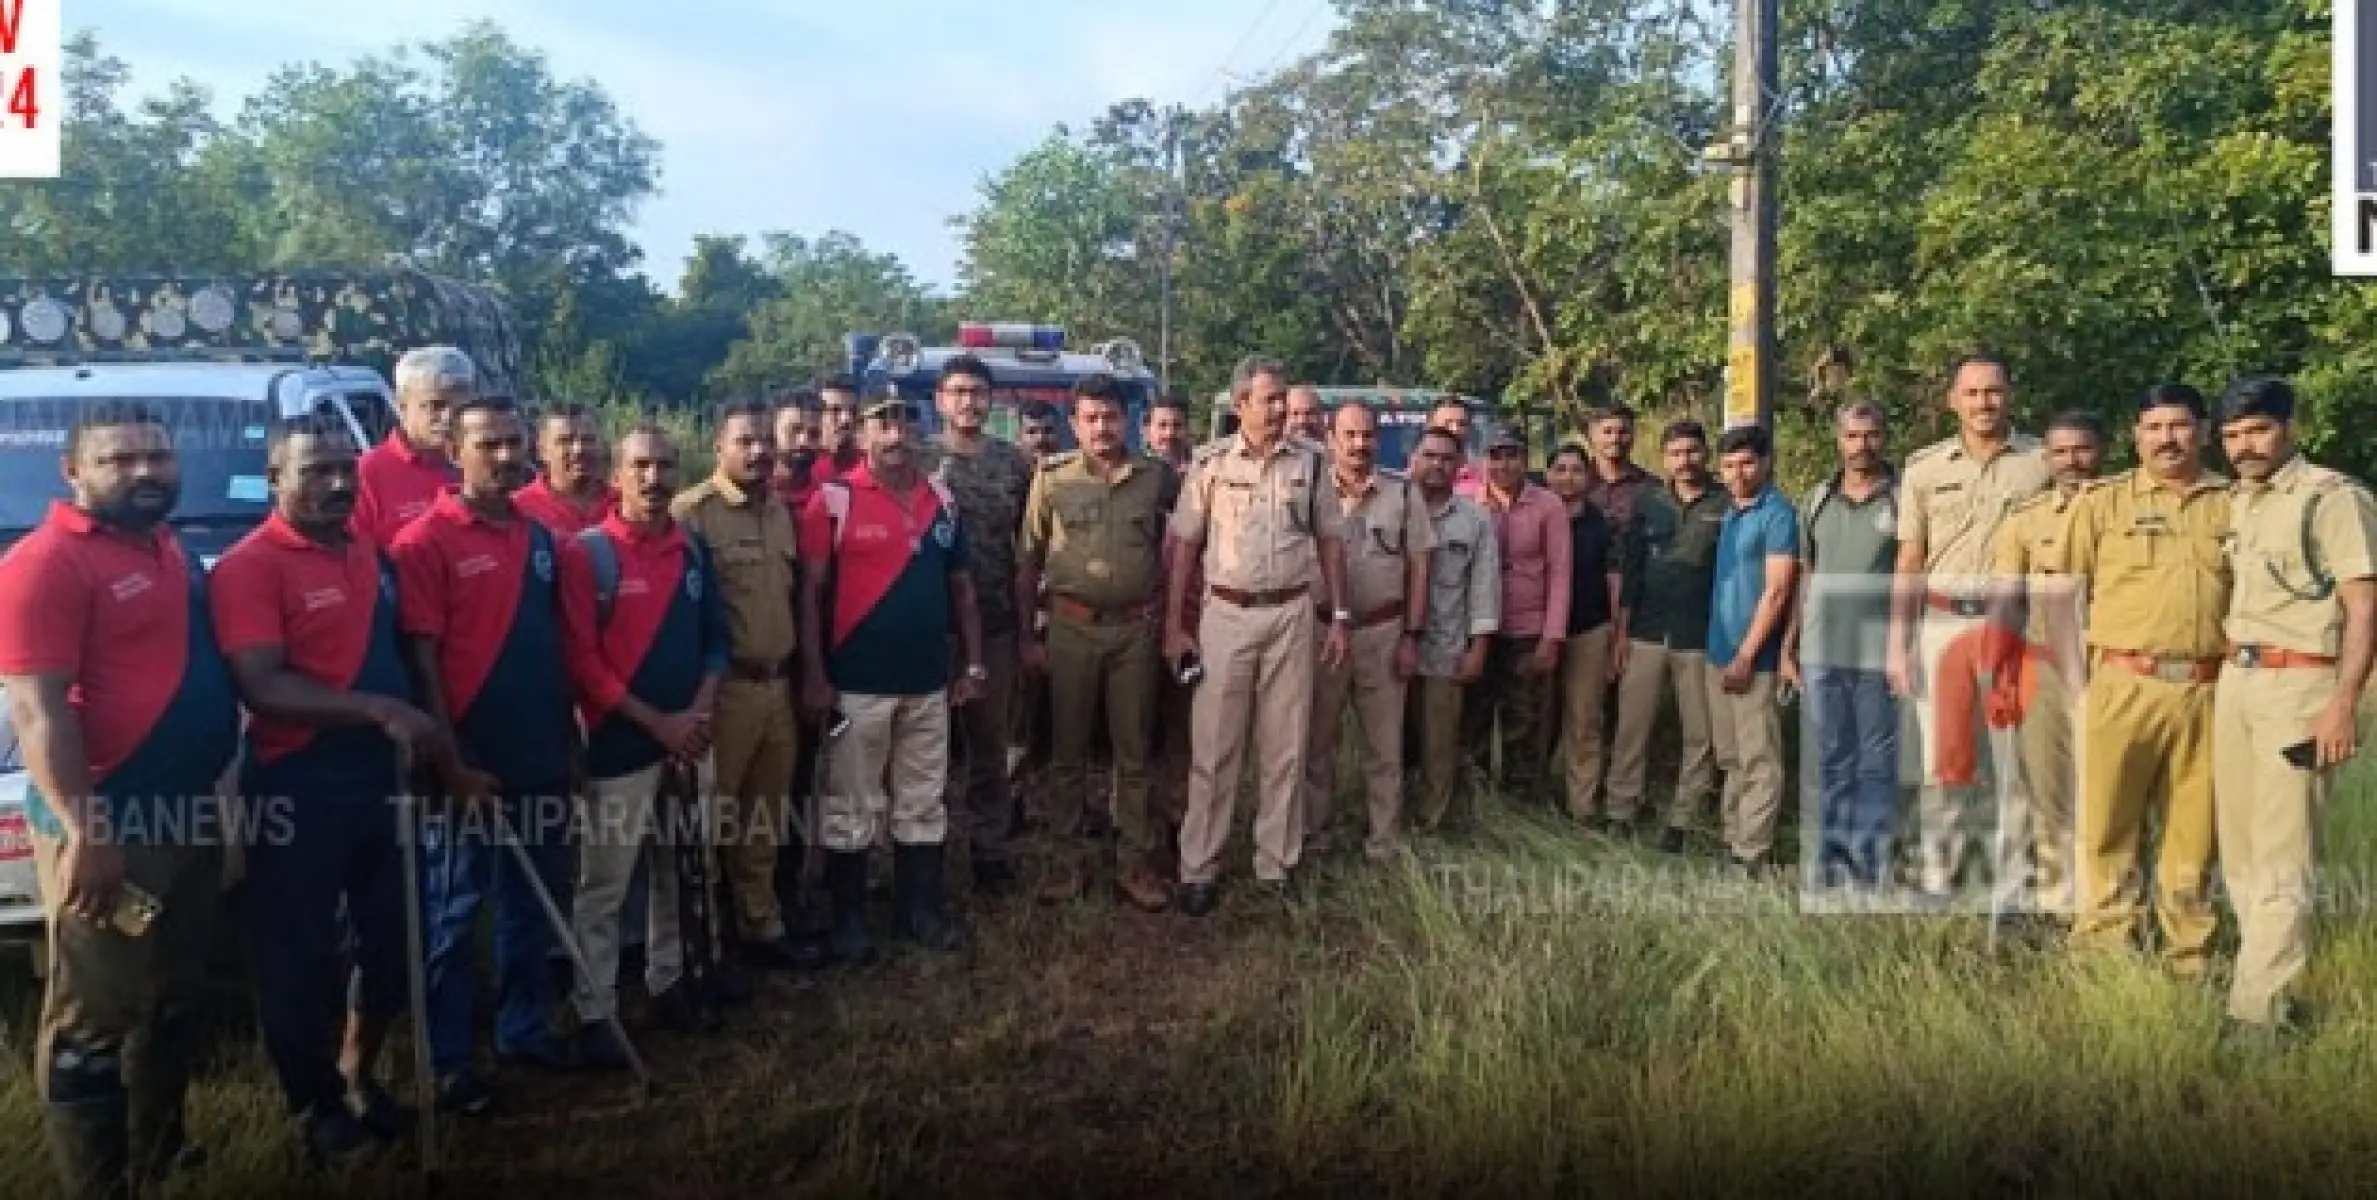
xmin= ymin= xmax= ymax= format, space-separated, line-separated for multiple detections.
xmin=2064 ymin=467 xmax=2231 ymax=970
xmin=1019 ymin=450 xmax=1173 ymax=897
xmin=2215 ymin=454 xmax=2377 ymax=1022
xmin=1305 ymin=467 xmax=1433 ymax=857
xmin=672 ymin=475 xmax=801 ymax=947
xmin=1898 ymin=433 xmax=2050 ymax=896
xmin=1988 ymin=479 xmax=2104 ymax=913
xmin=1409 ymin=490 xmax=1500 ymax=828
xmin=1171 ymin=433 xmax=1347 ymax=885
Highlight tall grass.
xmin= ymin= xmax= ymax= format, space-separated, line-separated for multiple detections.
xmin=1276 ymin=761 xmax=2377 ymax=1196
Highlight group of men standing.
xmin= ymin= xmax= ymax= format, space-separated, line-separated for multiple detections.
xmin=4 ymin=338 xmax=2369 ymax=1199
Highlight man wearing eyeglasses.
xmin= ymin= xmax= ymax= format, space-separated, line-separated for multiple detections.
xmin=919 ymin=355 xmax=1034 ymax=897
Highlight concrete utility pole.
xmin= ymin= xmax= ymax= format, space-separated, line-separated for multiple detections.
xmin=1709 ymin=0 xmax=1780 ymax=431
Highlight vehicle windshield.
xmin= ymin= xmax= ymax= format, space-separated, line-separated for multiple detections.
xmin=0 ymin=394 xmax=279 ymax=535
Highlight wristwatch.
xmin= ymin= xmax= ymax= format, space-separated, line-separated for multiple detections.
xmin=964 ymin=663 xmax=989 ymax=682
xmin=1332 ymin=608 xmax=1353 ymax=625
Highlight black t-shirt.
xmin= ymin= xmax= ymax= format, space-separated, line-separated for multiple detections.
xmin=1567 ymin=502 xmax=1618 ymax=636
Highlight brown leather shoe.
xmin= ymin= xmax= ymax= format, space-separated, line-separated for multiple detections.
xmin=1113 ymin=859 xmax=1172 ymax=912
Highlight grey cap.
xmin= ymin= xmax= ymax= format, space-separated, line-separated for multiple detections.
xmin=1482 ymin=419 xmax=1526 ymax=451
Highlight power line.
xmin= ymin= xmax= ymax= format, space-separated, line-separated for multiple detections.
xmin=1196 ymin=0 xmax=1289 ymax=107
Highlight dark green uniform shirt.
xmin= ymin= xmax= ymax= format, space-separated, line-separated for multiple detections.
xmin=1623 ymin=480 xmax=1729 ymax=651
xmin=1019 ymin=451 xmax=1176 ymax=611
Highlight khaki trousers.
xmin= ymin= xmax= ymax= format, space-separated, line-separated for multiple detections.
xmin=1558 ymin=626 xmax=1613 ymax=819
xmin=948 ymin=633 xmax=1019 ymax=864
xmin=2073 ymin=667 xmax=2217 ymax=970
xmin=33 ymin=828 xmax=222 ymax=1179
xmin=1409 ymin=677 xmax=1468 ymax=828
xmin=1705 ymin=668 xmax=1783 ymax=861
xmin=2018 ymin=655 xmax=2081 ymax=913
xmin=711 ymin=676 xmax=796 ymax=943
xmin=1608 ymin=641 xmax=1714 ymax=828
xmin=1179 ymin=598 xmax=1314 ymax=885
xmin=1304 ymin=620 xmax=1408 ymax=855
xmin=1911 ymin=613 xmax=2027 ymax=895
xmin=821 ymin=691 xmax=952 ymax=852
xmin=571 ymin=760 xmax=687 ymax=1021
xmin=1046 ymin=615 xmax=1160 ymax=858
xmin=2213 ymin=664 xmax=2334 ymax=1023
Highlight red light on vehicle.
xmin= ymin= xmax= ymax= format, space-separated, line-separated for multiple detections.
xmin=957 ymin=322 xmax=995 ymax=348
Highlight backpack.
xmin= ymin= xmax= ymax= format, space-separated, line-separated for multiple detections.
xmin=1802 ymin=467 xmax=1897 ymax=560
xmin=579 ymin=526 xmax=711 ymax=629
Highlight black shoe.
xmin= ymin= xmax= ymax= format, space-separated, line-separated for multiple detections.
xmin=743 ymin=934 xmax=828 ymax=972
xmin=705 ymin=961 xmax=754 ymax=1007
xmin=495 ymin=1033 xmax=581 ymax=1072
xmin=1656 ymin=826 xmax=1687 ymax=855
xmin=825 ymin=850 xmax=878 ymax=966
xmin=973 ymin=857 xmax=1021 ymax=898
xmin=576 ymin=1022 xmax=631 ymax=1071
xmin=304 ymin=1108 xmax=386 ymax=1169
xmin=435 ymin=1070 xmax=495 ymax=1117
xmin=653 ymin=983 xmax=722 ymax=1035
xmin=1178 ymin=881 xmax=1220 ymax=917
xmin=343 ymin=1080 xmax=416 ymax=1142
xmin=892 ymin=842 xmax=967 ymax=952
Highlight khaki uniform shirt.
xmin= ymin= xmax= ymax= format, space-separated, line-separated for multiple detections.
xmin=1418 ymin=492 xmax=1501 ymax=678
xmin=1019 ymin=451 xmax=1174 ymax=612
xmin=1170 ymin=433 xmax=1347 ymax=593
xmin=1900 ymin=433 xmax=2051 ymax=588
xmin=2224 ymin=455 xmax=2377 ymax=658
xmin=2065 ymin=468 xmax=2233 ymax=658
xmin=671 ymin=475 xmax=799 ymax=670
xmin=1333 ymin=468 xmax=1436 ymax=616
xmin=1991 ymin=480 xmax=2103 ymax=642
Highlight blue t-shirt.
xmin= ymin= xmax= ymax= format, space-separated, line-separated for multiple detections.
xmin=1707 ymin=485 xmax=1799 ymax=672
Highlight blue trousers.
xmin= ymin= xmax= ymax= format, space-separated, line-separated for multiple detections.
xmin=1806 ymin=666 xmax=1899 ymax=886
xmin=242 ymin=775 xmax=409 ymax=1118
xmin=418 ymin=788 xmax=572 ymax=1077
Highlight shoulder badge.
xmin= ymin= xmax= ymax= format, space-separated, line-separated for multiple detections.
xmin=1904 ymin=438 xmax=1956 ymax=467
xmin=2008 ymin=491 xmax=2053 ymax=515
xmin=1043 ymin=450 xmax=1082 ymax=471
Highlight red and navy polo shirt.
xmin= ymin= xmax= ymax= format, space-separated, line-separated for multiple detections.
xmin=797 ymin=466 xmax=968 ymax=697
xmin=556 ymin=514 xmax=729 ymax=780
xmin=514 ymin=476 xmax=619 ymax=538
xmin=354 ymin=431 xmax=458 ymax=546
xmin=389 ymin=492 xmax=574 ymax=790
xmin=209 ymin=512 xmax=412 ymax=793
xmin=0 ymin=502 xmax=240 ymax=840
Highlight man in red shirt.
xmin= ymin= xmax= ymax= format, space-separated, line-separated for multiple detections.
xmin=0 ymin=403 xmax=242 ymax=1196
xmin=799 ymin=395 xmax=986 ymax=961
xmin=770 ymin=389 xmax=830 ymax=925
xmin=812 ymin=374 xmax=865 ymax=487
xmin=556 ymin=425 xmax=730 ymax=1058
xmin=390 ymin=397 xmax=583 ymax=1114
xmin=514 ymin=402 xmax=617 ymax=537
xmin=209 ymin=414 xmax=443 ymax=1165
xmin=355 ymin=345 xmax=473 ymax=545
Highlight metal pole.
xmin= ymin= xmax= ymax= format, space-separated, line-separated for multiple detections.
xmin=395 ymin=789 xmax=440 ymax=1188
xmin=1158 ymin=105 xmax=1181 ymax=395
xmin=1718 ymin=0 xmax=1780 ymax=432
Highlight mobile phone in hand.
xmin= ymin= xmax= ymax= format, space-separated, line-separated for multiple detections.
xmin=111 ymin=882 xmax=162 ymax=938
xmin=1175 ymin=651 xmax=1204 ymax=686
xmin=2282 ymin=738 xmax=2318 ymax=771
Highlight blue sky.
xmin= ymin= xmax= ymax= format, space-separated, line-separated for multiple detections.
xmin=75 ymin=0 xmax=1340 ymax=294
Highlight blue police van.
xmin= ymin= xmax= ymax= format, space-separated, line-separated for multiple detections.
xmin=845 ymin=322 xmax=1158 ymax=452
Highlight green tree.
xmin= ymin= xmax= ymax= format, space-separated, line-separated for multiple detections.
xmin=711 ymin=232 xmax=947 ymax=393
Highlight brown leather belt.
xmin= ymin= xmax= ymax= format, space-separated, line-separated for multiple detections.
xmin=1319 ymin=599 xmax=1405 ymax=629
xmin=2229 ymin=644 xmax=2337 ymax=670
xmin=1925 ymin=591 xmax=1989 ymax=618
xmin=2097 ymin=649 xmax=2222 ymax=684
xmin=1051 ymin=595 xmax=1154 ymax=625
xmin=1209 ymin=583 xmax=1308 ymax=609
xmin=728 ymin=659 xmax=789 ymax=682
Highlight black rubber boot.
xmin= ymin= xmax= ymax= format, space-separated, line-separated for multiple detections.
xmin=128 ymin=1003 xmax=198 ymax=1185
xmin=891 ymin=841 xmax=966 ymax=952
xmin=44 ymin=1095 xmax=131 ymax=1200
xmin=824 ymin=851 xmax=876 ymax=966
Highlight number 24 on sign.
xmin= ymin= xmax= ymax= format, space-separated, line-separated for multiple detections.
xmin=0 ymin=0 xmax=60 ymax=181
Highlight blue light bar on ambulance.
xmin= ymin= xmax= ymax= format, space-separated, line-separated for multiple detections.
xmin=956 ymin=321 xmax=1065 ymax=353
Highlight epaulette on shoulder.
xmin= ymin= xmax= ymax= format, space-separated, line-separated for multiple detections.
xmin=2008 ymin=491 xmax=2055 ymax=515
xmin=2304 ymin=464 xmax=2363 ymax=495
xmin=1904 ymin=438 xmax=1955 ymax=467
xmin=1191 ymin=439 xmax=1227 ymax=464
xmin=1042 ymin=450 xmax=1082 ymax=471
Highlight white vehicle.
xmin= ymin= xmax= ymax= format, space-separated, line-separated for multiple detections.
xmin=0 ymin=358 xmax=396 ymax=947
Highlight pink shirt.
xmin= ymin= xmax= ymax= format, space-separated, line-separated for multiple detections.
xmin=1480 ymin=482 xmax=1570 ymax=640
